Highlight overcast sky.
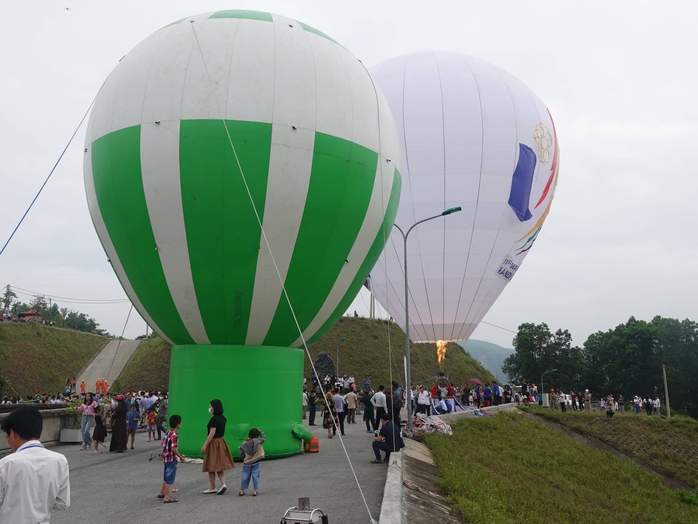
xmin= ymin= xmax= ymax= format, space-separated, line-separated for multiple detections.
xmin=1 ymin=1 xmax=695 ymax=347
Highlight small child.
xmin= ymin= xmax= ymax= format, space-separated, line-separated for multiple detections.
xmin=126 ymin=403 xmax=141 ymax=449
xmin=92 ymin=406 xmax=108 ymax=454
xmin=157 ymin=414 xmax=186 ymax=503
xmin=238 ymin=427 xmax=265 ymax=496
xmin=146 ymin=408 xmax=157 ymax=442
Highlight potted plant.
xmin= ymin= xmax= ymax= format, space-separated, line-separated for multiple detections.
xmin=60 ymin=398 xmax=83 ymax=443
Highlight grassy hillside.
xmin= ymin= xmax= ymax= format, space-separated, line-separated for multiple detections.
xmin=115 ymin=336 xmax=170 ymax=392
xmin=115 ymin=317 xmax=497 ymax=392
xmin=426 ymin=411 xmax=698 ymax=523
xmin=0 ymin=322 xmax=106 ymax=397
xmin=522 ymin=406 xmax=698 ymax=488
xmin=304 ymin=317 xmax=496 ymax=388
xmin=457 ymin=339 xmax=513 ymax=383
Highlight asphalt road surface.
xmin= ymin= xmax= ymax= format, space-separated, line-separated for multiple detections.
xmin=50 ymin=417 xmax=387 ymax=524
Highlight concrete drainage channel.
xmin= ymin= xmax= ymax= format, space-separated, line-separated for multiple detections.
xmin=379 ymin=404 xmax=518 ymax=523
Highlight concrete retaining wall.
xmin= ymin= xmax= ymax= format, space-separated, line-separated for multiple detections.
xmin=437 ymin=402 xmax=519 ymax=422
xmin=0 ymin=408 xmax=71 ymax=454
xmin=379 ymin=450 xmax=403 ymax=524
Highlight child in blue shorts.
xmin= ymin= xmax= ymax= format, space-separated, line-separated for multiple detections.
xmin=126 ymin=404 xmax=141 ymax=450
xmin=157 ymin=414 xmax=186 ymax=503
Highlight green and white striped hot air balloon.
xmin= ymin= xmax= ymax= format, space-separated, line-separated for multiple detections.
xmin=83 ymin=10 xmax=401 ymax=457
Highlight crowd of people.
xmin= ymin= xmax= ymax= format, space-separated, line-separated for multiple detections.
xmin=0 ymin=392 xmax=269 ymax=520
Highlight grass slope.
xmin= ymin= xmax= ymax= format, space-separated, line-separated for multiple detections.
xmin=116 ymin=317 xmax=497 ymax=392
xmin=522 ymin=406 xmax=698 ymax=488
xmin=115 ymin=336 xmax=171 ymax=392
xmin=304 ymin=317 xmax=496 ymax=388
xmin=426 ymin=411 xmax=698 ymax=524
xmin=0 ymin=322 xmax=106 ymax=397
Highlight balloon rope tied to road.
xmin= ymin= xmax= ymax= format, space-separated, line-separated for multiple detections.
xmin=0 ymin=93 xmax=98 ymax=258
xmin=188 ymin=21 xmax=377 ymax=524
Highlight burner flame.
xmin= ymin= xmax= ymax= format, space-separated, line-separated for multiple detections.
xmin=436 ymin=340 xmax=447 ymax=370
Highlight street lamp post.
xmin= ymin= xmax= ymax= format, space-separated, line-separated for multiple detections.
xmin=394 ymin=206 xmax=462 ymax=430
xmin=541 ymin=368 xmax=558 ymax=407
xmin=336 ymin=336 xmax=346 ymax=378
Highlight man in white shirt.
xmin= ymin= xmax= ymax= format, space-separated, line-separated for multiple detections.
xmin=417 ymin=386 xmax=431 ymax=416
xmin=371 ymin=385 xmax=387 ymax=421
xmin=0 ymin=406 xmax=70 ymax=523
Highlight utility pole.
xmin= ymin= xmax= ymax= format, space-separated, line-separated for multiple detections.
xmin=662 ymin=364 xmax=671 ymax=419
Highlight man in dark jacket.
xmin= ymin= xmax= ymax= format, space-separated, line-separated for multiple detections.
xmin=371 ymin=414 xmax=404 ymax=463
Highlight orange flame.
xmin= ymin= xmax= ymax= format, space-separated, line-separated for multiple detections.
xmin=436 ymin=340 xmax=447 ymax=370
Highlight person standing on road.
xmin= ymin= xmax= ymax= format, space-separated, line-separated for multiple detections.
xmin=92 ymin=406 xmax=108 ymax=453
xmin=418 ymin=386 xmax=431 ymax=415
xmin=371 ymin=385 xmax=387 ymax=422
xmin=302 ymin=389 xmax=308 ymax=420
xmin=558 ymin=390 xmax=567 ymax=413
xmin=390 ymin=387 xmax=402 ymax=426
xmin=155 ymin=394 xmax=168 ymax=440
xmin=344 ymin=388 xmax=358 ymax=424
xmin=77 ymin=392 xmax=98 ymax=451
xmin=157 ymin=414 xmax=186 ymax=504
xmin=126 ymin=404 xmax=141 ymax=449
xmin=333 ymin=389 xmax=346 ymax=436
xmin=238 ymin=427 xmax=265 ymax=497
xmin=201 ymin=399 xmax=235 ymax=495
xmin=109 ymin=395 xmax=128 ymax=453
xmin=361 ymin=390 xmax=376 ymax=432
xmin=0 ymin=406 xmax=70 ymax=521
xmin=321 ymin=391 xmax=338 ymax=438
xmin=307 ymin=389 xmax=318 ymax=426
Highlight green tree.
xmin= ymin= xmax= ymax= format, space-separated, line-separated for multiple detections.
xmin=582 ymin=317 xmax=660 ymax=399
xmin=10 ymin=301 xmax=30 ymax=316
xmin=1 ymin=287 xmax=17 ymax=314
xmin=503 ymin=323 xmax=584 ymax=391
xmin=30 ymin=295 xmax=49 ymax=317
xmin=64 ymin=310 xmax=100 ymax=333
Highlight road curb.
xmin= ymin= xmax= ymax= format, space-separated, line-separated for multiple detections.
xmin=378 ymin=449 xmax=403 ymax=524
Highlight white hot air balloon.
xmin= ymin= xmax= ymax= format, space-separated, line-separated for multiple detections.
xmin=369 ymin=51 xmax=560 ymax=343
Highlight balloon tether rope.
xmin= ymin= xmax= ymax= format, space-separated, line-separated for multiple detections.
xmin=189 ymin=21 xmax=376 ymax=523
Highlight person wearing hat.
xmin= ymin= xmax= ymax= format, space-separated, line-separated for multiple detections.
xmin=109 ymin=395 xmax=128 ymax=453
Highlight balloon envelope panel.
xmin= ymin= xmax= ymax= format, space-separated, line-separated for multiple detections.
xmin=369 ymin=52 xmax=559 ymax=343
xmin=84 ymin=11 xmax=401 ymax=347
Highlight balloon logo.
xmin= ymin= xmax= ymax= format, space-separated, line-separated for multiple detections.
xmin=369 ymin=51 xmax=559 ymax=344
xmin=84 ymin=10 xmax=401 ymax=456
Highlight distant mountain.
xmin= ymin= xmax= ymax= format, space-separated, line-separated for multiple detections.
xmin=456 ymin=339 xmax=514 ymax=383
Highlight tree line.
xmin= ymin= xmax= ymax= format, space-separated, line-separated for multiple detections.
xmin=502 ymin=316 xmax=697 ymax=418
xmin=1 ymin=287 xmax=109 ymax=336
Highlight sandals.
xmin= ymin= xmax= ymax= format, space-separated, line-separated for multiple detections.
xmin=163 ymin=498 xmax=178 ymax=503
xmin=157 ymin=494 xmax=165 ymax=499
xmin=253 ymin=490 xmax=258 ymax=496
xmin=239 ymin=490 xmax=245 ymax=496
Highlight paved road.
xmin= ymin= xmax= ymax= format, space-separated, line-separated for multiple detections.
xmin=50 ymin=417 xmax=387 ymax=524
xmin=77 ymin=339 xmax=141 ymax=391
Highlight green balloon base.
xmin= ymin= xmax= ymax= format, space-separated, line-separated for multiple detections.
xmin=168 ymin=345 xmax=304 ymax=459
